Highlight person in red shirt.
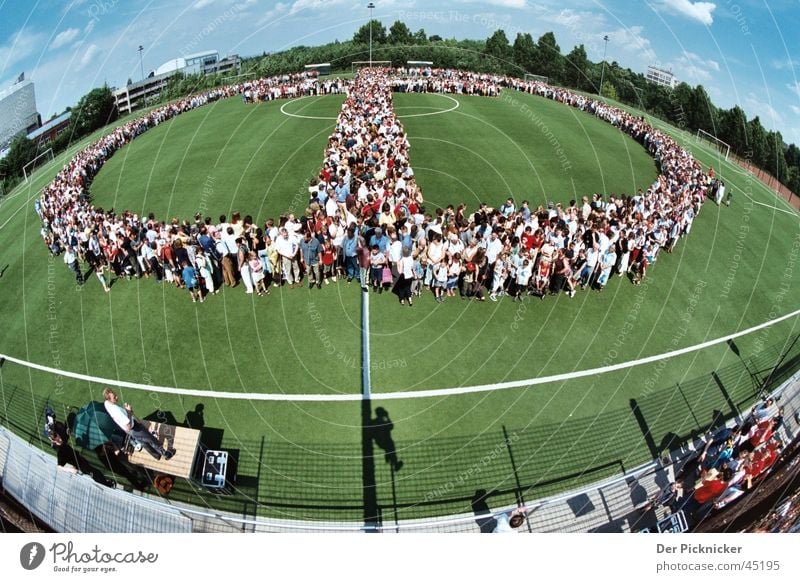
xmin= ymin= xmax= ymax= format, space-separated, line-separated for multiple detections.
xmin=692 ymin=474 xmax=728 ymax=504
xmin=320 ymin=239 xmax=337 ymax=284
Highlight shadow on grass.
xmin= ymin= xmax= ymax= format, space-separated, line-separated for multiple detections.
xmin=1 ymin=331 xmax=799 ymax=524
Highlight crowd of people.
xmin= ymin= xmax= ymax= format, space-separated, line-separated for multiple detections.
xmin=641 ymin=397 xmax=789 ymax=527
xmin=241 ymin=72 xmax=348 ymax=103
xmin=37 ymin=66 xmax=718 ymax=306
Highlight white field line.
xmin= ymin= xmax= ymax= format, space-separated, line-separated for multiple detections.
xmin=1 ymin=307 xmax=798 ymax=402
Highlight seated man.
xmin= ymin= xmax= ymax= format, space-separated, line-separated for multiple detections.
xmin=103 ymin=388 xmax=175 ymax=461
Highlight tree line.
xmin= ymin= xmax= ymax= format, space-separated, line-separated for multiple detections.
xmin=248 ymin=20 xmax=800 ymax=196
xmin=3 ymin=21 xmax=798 ymax=197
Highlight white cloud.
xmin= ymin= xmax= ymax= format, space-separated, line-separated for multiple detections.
xmin=289 ymin=0 xmax=350 ymax=14
xmin=657 ymin=0 xmax=716 ymax=26
xmin=609 ymin=25 xmax=657 ymax=64
xmin=0 ymin=30 xmax=48 ymax=74
xmin=791 ymin=105 xmax=800 ymax=116
xmin=50 ymin=28 xmax=81 ymax=50
xmin=458 ymin=0 xmax=527 ymax=7
xmin=666 ymin=51 xmax=720 ymax=83
xmin=257 ymin=2 xmax=290 ymax=25
xmin=788 ymin=82 xmax=800 ymax=98
xmin=770 ymin=58 xmax=799 ymax=71
xmin=193 ymin=0 xmax=216 ymax=9
xmin=77 ymin=44 xmax=101 ymax=71
xmin=743 ymin=92 xmax=783 ymax=127
xmin=84 ymin=19 xmax=96 ymax=36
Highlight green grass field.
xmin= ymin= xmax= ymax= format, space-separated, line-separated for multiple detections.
xmin=1 ymin=88 xmax=798 ymax=522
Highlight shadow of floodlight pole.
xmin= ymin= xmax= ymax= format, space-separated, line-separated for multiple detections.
xmin=361 ymin=289 xmax=380 ymax=531
xmin=502 ymin=425 xmax=532 ymax=533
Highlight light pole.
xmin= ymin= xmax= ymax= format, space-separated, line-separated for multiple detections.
xmin=138 ymin=45 xmax=144 ymax=82
xmin=367 ymin=2 xmax=375 ymax=68
xmin=598 ymin=35 xmax=609 ymax=98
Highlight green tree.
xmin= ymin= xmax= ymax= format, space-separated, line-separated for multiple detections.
xmin=353 ymin=20 xmax=387 ymax=45
xmin=534 ymin=31 xmax=564 ymax=82
xmin=669 ymin=82 xmax=693 ymax=129
xmin=688 ymin=85 xmax=717 ymax=134
xmin=512 ymin=33 xmax=537 ymax=74
xmin=718 ymin=106 xmax=749 ymax=157
xmin=786 ymin=165 xmax=800 ymax=195
xmin=0 ymin=135 xmax=38 ymax=180
xmin=388 ymin=20 xmax=412 ymax=45
xmin=747 ymin=116 xmax=769 ymax=167
xmin=70 ymin=86 xmax=117 ymax=139
xmin=765 ymin=130 xmax=788 ymax=181
xmin=484 ymin=29 xmax=511 ymax=71
xmin=413 ymin=29 xmax=428 ymax=44
xmin=564 ymin=44 xmax=589 ymax=90
xmin=601 ymin=81 xmax=618 ymax=101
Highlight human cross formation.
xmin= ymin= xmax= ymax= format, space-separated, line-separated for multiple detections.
xmin=37 ymin=66 xmax=723 ymax=306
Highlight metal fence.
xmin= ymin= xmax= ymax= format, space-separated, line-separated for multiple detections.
xmin=2 ymin=369 xmax=798 ymax=533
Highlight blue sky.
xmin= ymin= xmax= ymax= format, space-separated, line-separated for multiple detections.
xmin=0 ymin=0 xmax=798 ymax=143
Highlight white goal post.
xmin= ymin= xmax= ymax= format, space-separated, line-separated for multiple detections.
xmin=524 ymin=73 xmax=549 ymax=84
xmin=22 ymin=148 xmax=55 ymax=182
xmin=351 ymin=60 xmax=392 ymax=73
xmin=695 ymin=129 xmax=730 ymax=161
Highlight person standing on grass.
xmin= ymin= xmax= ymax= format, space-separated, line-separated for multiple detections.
xmin=63 ymin=245 xmax=84 ymax=285
xmin=320 ymin=238 xmax=337 ymax=285
xmin=196 ymin=249 xmax=216 ymax=295
xmin=369 ymin=245 xmax=387 ymax=293
xmin=513 ymin=259 xmax=533 ymax=301
xmin=181 ymin=260 xmax=203 ymax=303
xmin=276 ymin=227 xmax=301 ymax=288
xmin=393 ymin=246 xmax=415 ymax=306
xmin=300 ymin=230 xmax=322 ymax=289
xmin=342 ymin=227 xmax=360 ymax=283
xmin=248 ymin=252 xmax=269 ymax=296
xmin=237 ymin=238 xmax=254 ymax=295
xmin=595 ymin=247 xmax=617 ymax=292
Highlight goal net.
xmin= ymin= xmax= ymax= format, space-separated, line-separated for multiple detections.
xmin=524 ymin=73 xmax=549 ymax=84
xmin=351 ymin=60 xmax=392 ymax=73
xmin=22 ymin=148 xmax=55 ymax=182
xmin=695 ymin=129 xmax=730 ymax=161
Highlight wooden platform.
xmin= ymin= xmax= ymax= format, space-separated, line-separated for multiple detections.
xmin=127 ymin=421 xmax=201 ymax=479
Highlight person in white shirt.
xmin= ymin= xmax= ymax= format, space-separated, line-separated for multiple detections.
xmin=275 ymin=227 xmax=301 ymax=287
xmin=103 ymin=388 xmax=174 ymax=461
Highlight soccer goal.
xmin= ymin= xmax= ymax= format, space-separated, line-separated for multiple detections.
xmin=351 ymin=60 xmax=392 ymax=73
xmin=524 ymin=73 xmax=549 ymax=84
xmin=22 ymin=148 xmax=55 ymax=182
xmin=695 ymin=129 xmax=730 ymax=161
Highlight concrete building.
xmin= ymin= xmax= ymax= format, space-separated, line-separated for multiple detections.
xmin=114 ymin=50 xmax=242 ymax=115
xmin=113 ymin=72 xmax=174 ymax=115
xmin=645 ymin=65 xmax=677 ymax=89
xmin=0 ymin=77 xmax=40 ymax=148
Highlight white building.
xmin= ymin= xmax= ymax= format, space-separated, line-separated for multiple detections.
xmin=645 ymin=65 xmax=677 ymax=89
xmin=0 ymin=77 xmax=40 ymax=148
xmin=154 ymin=50 xmax=226 ymax=77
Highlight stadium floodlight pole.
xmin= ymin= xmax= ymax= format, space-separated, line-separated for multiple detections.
xmin=598 ymin=35 xmax=609 ymax=98
xmin=138 ymin=45 xmax=144 ymax=82
xmin=367 ymin=2 xmax=375 ymax=68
